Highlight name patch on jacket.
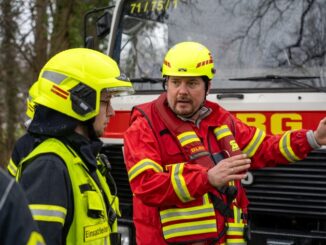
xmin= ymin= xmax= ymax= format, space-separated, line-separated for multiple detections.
xmin=190 ymin=145 xmax=205 ymax=154
xmin=84 ymin=222 xmax=109 ymax=242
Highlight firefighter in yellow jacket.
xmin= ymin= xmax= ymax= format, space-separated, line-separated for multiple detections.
xmin=16 ymin=48 xmax=134 ymax=244
xmin=8 ymin=81 xmax=40 ymax=177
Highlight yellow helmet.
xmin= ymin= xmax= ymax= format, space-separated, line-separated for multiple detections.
xmin=34 ymin=48 xmax=134 ymax=121
xmin=26 ymin=82 xmax=39 ymax=119
xmin=161 ymin=41 xmax=215 ymax=79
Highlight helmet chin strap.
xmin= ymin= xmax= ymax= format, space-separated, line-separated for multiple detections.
xmin=82 ymin=117 xmax=98 ymax=140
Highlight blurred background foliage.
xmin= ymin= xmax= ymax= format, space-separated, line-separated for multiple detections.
xmin=0 ymin=0 xmax=110 ymax=166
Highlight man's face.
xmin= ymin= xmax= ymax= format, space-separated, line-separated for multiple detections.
xmin=93 ymin=92 xmax=114 ymax=137
xmin=166 ymin=76 xmax=207 ymax=118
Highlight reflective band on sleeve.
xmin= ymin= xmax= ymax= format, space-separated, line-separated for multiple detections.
xmin=128 ymin=158 xmax=163 ymax=182
xmin=242 ymin=128 xmax=265 ymax=157
xmin=213 ymin=125 xmax=232 ymax=140
xmin=163 ymin=219 xmax=217 ymax=239
xmin=177 ymin=131 xmax=200 ymax=146
xmin=29 ymin=204 xmax=67 ymax=225
xmin=279 ymin=131 xmax=300 ymax=162
xmin=7 ymin=159 xmax=17 ymax=177
xmin=171 ymin=163 xmax=194 ymax=202
xmin=160 ymin=202 xmax=215 ymax=223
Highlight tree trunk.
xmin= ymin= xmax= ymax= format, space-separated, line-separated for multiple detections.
xmin=33 ymin=0 xmax=49 ymax=82
xmin=0 ymin=0 xmax=20 ymax=166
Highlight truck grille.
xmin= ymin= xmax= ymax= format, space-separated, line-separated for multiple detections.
xmin=246 ymin=149 xmax=326 ymax=217
xmin=103 ymin=145 xmax=326 ymax=218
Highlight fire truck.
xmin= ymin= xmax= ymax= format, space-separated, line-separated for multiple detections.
xmin=85 ymin=0 xmax=326 ymax=244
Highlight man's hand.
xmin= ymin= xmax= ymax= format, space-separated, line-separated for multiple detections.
xmin=314 ymin=117 xmax=326 ymax=146
xmin=207 ymin=154 xmax=251 ymax=189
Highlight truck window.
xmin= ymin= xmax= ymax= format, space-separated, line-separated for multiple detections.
xmin=113 ymin=0 xmax=326 ymax=92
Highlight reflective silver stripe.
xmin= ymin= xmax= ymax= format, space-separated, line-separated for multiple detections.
xmin=31 ymin=209 xmax=66 ymax=220
xmin=30 ymin=205 xmax=67 ymax=225
xmin=172 ymin=164 xmax=193 ymax=202
xmin=171 ymin=163 xmax=194 ymax=202
xmin=280 ymin=132 xmax=300 ymax=162
xmin=214 ymin=126 xmax=231 ymax=140
xmin=243 ymin=129 xmax=265 ymax=157
xmin=178 ymin=134 xmax=198 ymax=144
xmin=128 ymin=159 xmax=162 ymax=181
xmin=177 ymin=131 xmax=200 ymax=146
xmin=164 ymin=223 xmax=216 ymax=236
xmin=228 ymin=226 xmax=244 ymax=233
xmin=0 ymin=179 xmax=15 ymax=211
xmin=161 ymin=207 xmax=214 ymax=220
xmin=42 ymin=71 xmax=67 ymax=84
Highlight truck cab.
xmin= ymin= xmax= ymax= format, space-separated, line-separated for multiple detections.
xmin=87 ymin=0 xmax=326 ymax=244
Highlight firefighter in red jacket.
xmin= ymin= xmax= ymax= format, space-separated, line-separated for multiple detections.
xmin=123 ymin=41 xmax=326 ymax=245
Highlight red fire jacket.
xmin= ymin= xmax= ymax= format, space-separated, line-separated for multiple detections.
xmin=123 ymin=93 xmax=313 ymax=245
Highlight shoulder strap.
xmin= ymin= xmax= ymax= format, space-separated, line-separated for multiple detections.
xmin=16 ymin=138 xmax=77 ymax=181
xmin=153 ymin=93 xmax=216 ymax=168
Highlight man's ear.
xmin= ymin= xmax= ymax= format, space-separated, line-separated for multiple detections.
xmin=206 ymin=80 xmax=212 ymax=95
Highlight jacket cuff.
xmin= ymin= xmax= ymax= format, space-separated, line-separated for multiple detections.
xmin=306 ymin=130 xmax=321 ymax=149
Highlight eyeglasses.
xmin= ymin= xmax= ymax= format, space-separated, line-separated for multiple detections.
xmin=100 ymin=100 xmax=111 ymax=113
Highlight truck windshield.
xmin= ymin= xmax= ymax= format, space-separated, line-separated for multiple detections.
xmin=114 ymin=0 xmax=326 ymax=91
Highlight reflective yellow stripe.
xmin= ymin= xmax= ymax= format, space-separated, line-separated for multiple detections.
xmin=227 ymin=223 xmax=245 ymax=236
xmin=214 ymin=125 xmax=232 ymax=140
xmin=279 ymin=132 xmax=300 ymax=162
xmin=243 ymin=128 xmax=265 ymax=157
xmin=128 ymin=158 xmax=163 ymax=181
xmin=164 ymin=162 xmax=185 ymax=171
xmin=203 ymin=193 xmax=210 ymax=205
xmin=27 ymin=231 xmax=45 ymax=245
xmin=163 ymin=219 xmax=217 ymax=239
xmin=29 ymin=204 xmax=67 ymax=225
xmin=7 ymin=159 xmax=17 ymax=177
xmin=160 ymin=202 xmax=215 ymax=223
xmin=233 ymin=206 xmax=242 ymax=223
xmin=177 ymin=131 xmax=200 ymax=146
xmin=171 ymin=163 xmax=194 ymax=202
xmin=226 ymin=238 xmax=246 ymax=244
